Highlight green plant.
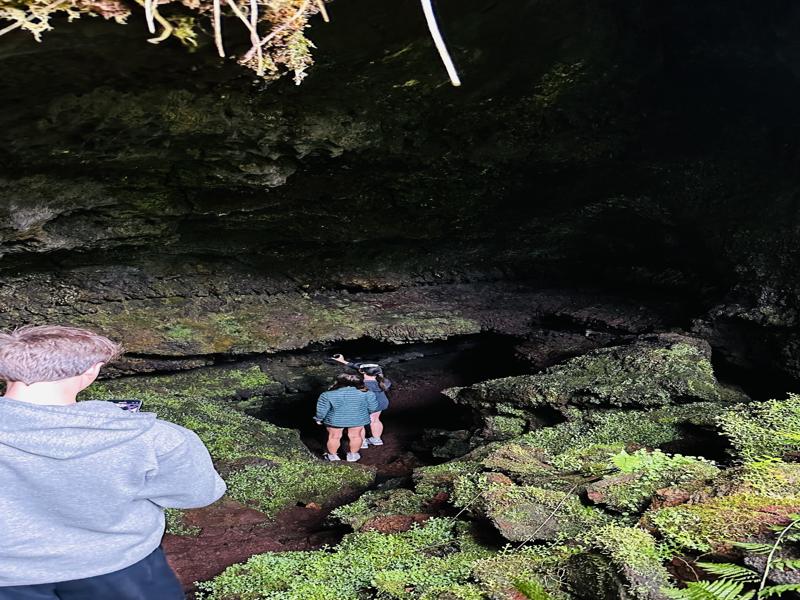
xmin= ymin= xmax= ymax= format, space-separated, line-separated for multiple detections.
xmin=595 ymin=449 xmax=718 ymax=513
xmin=195 ymin=518 xmax=492 ymax=599
xmin=718 ymin=395 xmax=800 ymax=461
xmin=164 ymin=508 xmax=202 ymax=536
xmin=663 ymin=514 xmax=800 ymax=599
xmin=331 ymin=488 xmax=428 ymax=531
xmin=226 ymin=461 xmax=373 ymax=517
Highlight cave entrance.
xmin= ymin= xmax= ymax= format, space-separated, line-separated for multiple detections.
xmin=261 ymin=333 xmax=528 ymax=479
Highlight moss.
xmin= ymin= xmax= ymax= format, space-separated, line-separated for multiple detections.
xmin=512 ymin=404 xmax=715 ymax=473
xmin=226 ymin=461 xmax=374 ymax=517
xmin=454 ymin=474 xmax=608 ymax=542
xmin=483 ymin=414 xmax=527 ymax=440
xmin=589 ymin=525 xmax=672 ymax=600
xmin=738 ymin=459 xmax=800 ymax=498
xmin=413 ymin=460 xmax=484 ymax=500
xmin=587 ymin=449 xmax=718 ymax=513
xmin=648 ymin=493 xmax=800 ymax=553
xmin=717 ymin=394 xmax=800 ymax=460
xmin=450 ymin=335 xmax=742 ymax=415
xmin=164 ymin=508 xmax=202 ymax=537
xmin=165 ymin=323 xmax=195 ymax=341
xmin=472 ymin=545 xmax=577 ymax=600
xmin=83 ymin=380 xmax=300 ymax=462
xmin=331 ymin=488 xmax=429 ymax=531
xmin=91 ymin=364 xmax=273 ymax=401
xmin=195 ymin=518 xmax=492 ymax=600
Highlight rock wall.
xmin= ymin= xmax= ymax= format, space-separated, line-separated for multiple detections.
xmin=0 ymin=0 xmax=799 ymax=379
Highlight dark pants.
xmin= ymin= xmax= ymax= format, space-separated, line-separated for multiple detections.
xmin=0 ymin=547 xmax=184 ymax=600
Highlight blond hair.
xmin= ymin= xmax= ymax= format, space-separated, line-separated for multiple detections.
xmin=0 ymin=325 xmax=123 ymax=384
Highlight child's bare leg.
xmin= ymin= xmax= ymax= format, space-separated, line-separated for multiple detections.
xmin=348 ymin=427 xmax=365 ymax=453
xmin=369 ymin=412 xmax=383 ymax=439
xmin=326 ymin=427 xmax=343 ymax=455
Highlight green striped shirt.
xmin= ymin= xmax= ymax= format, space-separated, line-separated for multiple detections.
xmin=315 ymin=386 xmax=379 ymax=428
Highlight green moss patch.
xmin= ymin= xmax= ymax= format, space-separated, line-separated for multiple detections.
xmin=227 ymin=461 xmax=374 ymax=518
xmin=718 ymin=394 xmax=800 ymax=460
xmin=589 ymin=525 xmax=672 ymax=599
xmin=648 ymin=493 xmax=800 ymax=553
xmin=195 ymin=518 xmax=491 ymax=600
xmin=449 ymin=335 xmax=743 ymax=419
xmin=586 ymin=450 xmax=718 ymax=513
xmin=331 ymin=489 xmax=429 ymax=531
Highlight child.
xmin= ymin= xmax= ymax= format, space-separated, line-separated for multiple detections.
xmin=314 ymin=373 xmax=379 ymax=462
xmin=0 ymin=325 xmax=225 ymax=599
xmin=331 ymin=354 xmax=392 ymax=447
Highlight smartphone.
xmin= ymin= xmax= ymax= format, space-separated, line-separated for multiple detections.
xmin=110 ymin=399 xmax=143 ymax=412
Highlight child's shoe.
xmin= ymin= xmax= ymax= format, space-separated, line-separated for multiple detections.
xmin=324 ymin=453 xmax=340 ymax=461
xmin=346 ymin=452 xmax=361 ymax=462
xmin=360 ymin=439 xmax=369 ymax=449
xmin=366 ymin=437 xmax=384 ymax=446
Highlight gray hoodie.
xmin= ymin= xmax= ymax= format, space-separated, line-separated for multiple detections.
xmin=0 ymin=397 xmax=226 ymax=586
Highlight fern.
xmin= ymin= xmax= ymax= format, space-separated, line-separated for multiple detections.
xmin=670 ymin=515 xmax=800 ymax=599
xmin=696 ymin=563 xmax=758 ymax=583
xmin=771 ymin=558 xmax=800 ymax=571
xmin=666 ymin=580 xmax=755 ymax=600
xmin=732 ymin=542 xmax=774 ymax=555
xmin=759 ymin=584 xmax=800 ymax=598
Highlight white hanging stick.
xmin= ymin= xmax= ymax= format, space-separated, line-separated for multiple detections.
xmin=144 ymin=0 xmax=156 ymax=34
xmin=213 ymin=0 xmax=226 ymax=57
xmin=420 ymin=0 xmax=461 ymax=86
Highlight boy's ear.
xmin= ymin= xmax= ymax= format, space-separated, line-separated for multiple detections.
xmin=84 ymin=362 xmax=105 ymax=377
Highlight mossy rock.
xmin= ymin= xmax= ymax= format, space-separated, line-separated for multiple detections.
xmin=448 ymin=334 xmax=745 ymax=430
xmin=195 ymin=518 xmax=492 ymax=600
xmin=717 ymin=393 xmax=800 ymax=461
xmin=647 ymin=492 xmax=800 ymax=553
xmin=413 ymin=459 xmax=485 ymax=501
xmin=585 ymin=449 xmax=719 ymax=514
xmin=587 ymin=525 xmax=673 ymax=600
xmin=331 ymin=488 xmax=430 ymax=532
xmin=456 ymin=473 xmax=608 ymax=542
xmin=502 ymin=403 xmax=723 ymax=475
xmin=561 ymin=552 xmax=627 ymax=600
xmin=92 ymin=363 xmax=281 ymax=413
xmin=471 ymin=545 xmax=576 ymax=600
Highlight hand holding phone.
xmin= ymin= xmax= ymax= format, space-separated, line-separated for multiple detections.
xmin=110 ymin=400 xmax=143 ymax=412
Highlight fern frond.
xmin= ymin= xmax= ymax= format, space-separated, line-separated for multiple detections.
xmin=732 ymin=542 xmax=774 ymax=555
xmin=680 ymin=580 xmax=755 ymax=600
xmin=759 ymin=583 xmax=800 ymax=597
xmin=771 ymin=558 xmax=800 ymax=571
xmin=696 ymin=562 xmax=759 ymax=582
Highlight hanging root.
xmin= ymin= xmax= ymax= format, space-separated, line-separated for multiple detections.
xmin=212 ymin=0 xmax=225 ymax=57
xmin=420 ymin=0 xmax=461 ymax=87
xmin=0 ymin=0 xmax=67 ymax=38
xmin=226 ymin=0 xmax=263 ymax=75
xmin=133 ymin=0 xmax=172 ymax=43
xmin=244 ymin=0 xmax=309 ymax=62
xmin=147 ymin=7 xmax=173 ymax=43
xmin=144 ymin=0 xmax=155 ymax=34
xmin=315 ymin=0 xmax=329 ymax=23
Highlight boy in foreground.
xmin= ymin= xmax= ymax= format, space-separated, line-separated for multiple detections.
xmin=0 ymin=325 xmax=226 ymax=600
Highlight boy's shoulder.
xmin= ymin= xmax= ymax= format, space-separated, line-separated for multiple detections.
xmin=148 ymin=418 xmax=198 ymax=453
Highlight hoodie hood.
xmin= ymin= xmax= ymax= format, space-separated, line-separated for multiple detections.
xmin=0 ymin=398 xmax=156 ymax=459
